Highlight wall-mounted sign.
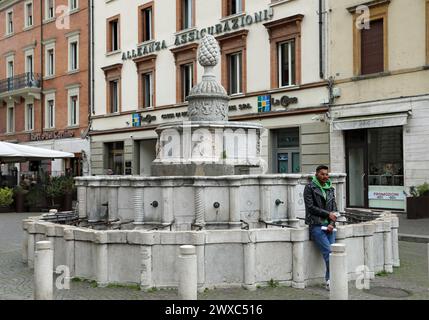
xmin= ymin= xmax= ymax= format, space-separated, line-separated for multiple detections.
xmin=174 ymin=8 xmax=274 ymax=46
xmin=258 ymin=95 xmax=271 ymax=113
xmin=161 ymin=111 xmax=188 ymax=120
xmin=30 ymin=130 xmax=75 ymax=141
xmin=133 ymin=113 xmax=157 ymax=127
xmin=122 ymin=8 xmax=274 ymax=61
xmin=272 ymin=96 xmax=298 ymax=107
xmin=257 ymin=95 xmax=299 ymax=113
xmin=122 ymin=41 xmax=168 ymax=61
xmin=229 ymin=103 xmax=252 ymax=111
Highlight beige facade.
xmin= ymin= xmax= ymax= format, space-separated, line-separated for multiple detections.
xmin=91 ymin=0 xmax=333 ymax=176
xmin=328 ymin=0 xmax=429 ymax=210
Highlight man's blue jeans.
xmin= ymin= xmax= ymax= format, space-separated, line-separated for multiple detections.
xmin=310 ymin=225 xmax=336 ymax=281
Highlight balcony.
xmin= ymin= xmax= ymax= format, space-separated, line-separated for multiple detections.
xmin=0 ymin=73 xmax=41 ymax=103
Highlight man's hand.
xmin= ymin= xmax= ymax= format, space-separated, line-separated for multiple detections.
xmin=329 ymin=212 xmax=337 ymax=222
xmin=327 ymin=224 xmax=335 ymax=233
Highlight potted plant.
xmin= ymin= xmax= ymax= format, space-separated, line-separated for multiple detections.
xmin=25 ymin=185 xmax=47 ymax=212
xmin=60 ymin=175 xmax=76 ymax=211
xmin=0 ymin=187 xmax=14 ymax=213
xmin=406 ymin=182 xmax=429 ymax=219
xmin=14 ymin=186 xmax=29 ymax=213
xmin=45 ymin=176 xmax=63 ymax=211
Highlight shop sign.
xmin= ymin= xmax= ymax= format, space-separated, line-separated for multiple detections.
xmin=368 ymin=190 xmax=405 ymax=201
xmin=161 ymin=111 xmax=188 ymax=120
xmin=257 ymin=95 xmax=298 ymax=113
xmin=133 ymin=113 xmax=157 ymax=127
xmin=229 ymin=103 xmax=252 ymax=111
xmin=30 ymin=130 xmax=75 ymax=141
xmin=122 ymin=8 xmax=274 ymax=61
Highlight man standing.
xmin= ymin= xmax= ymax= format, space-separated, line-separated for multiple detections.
xmin=304 ymin=165 xmax=338 ymax=290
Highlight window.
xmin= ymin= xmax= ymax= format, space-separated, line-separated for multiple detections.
xmin=109 ymin=80 xmax=119 ymax=113
xmin=25 ymin=2 xmax=33 ymax=27
xmin=181 ymin=63 xmax=194 ymax=102
xmin=68 ymin=89 xmax=79 ymax=126
xmin=102 ymin=64 xmax=122 ymax=114
xmin=25 ymin=52 xmax=34 ymax=74
xmin=6 ymin=57 xmax=14 ymax=91
xmin=46 ymin=0 xmax=55 ymax=20
xmin=218 ymin=30 xmax=248 ymax=95
xmin=107 ymin=16 xmax=120 ymax=52
xmin=7 ymin=60 xmax=14 ymax=78
xmin=350 ymin=2 xmax=388 ymax=76
xmin=6 ymin=104 xmax=15 ymax=133
xmin=273 ymin=128 xmax=300 ymax=174
xmin=228 ymin=52 xmax=242 ymax=95
xmin=25 ymin=103 xmax=34 ymax=131
xmin=264 ymin=14 xmax=303 ymax=88
xmin=170 ymin=43 xmax=197 ymax=103
xmin=106 ymin=142 xmax=124 ymax=175
xmin=46 ymin=98 xmax=55 ymax=128
xmin=223 ymin=0 xmax=244 ymax=17
xmin=135 ymin=55 xmax=156 ymax=109
xmin=139 ymin=3 xmax=153 ymax=43
xmin=68 ymin=36 xmax=79 ymax=71
xmin=177 ymin=0 xmax=194 ymax=31
xmin=360 ymin=19 xmax=384 ymax=75
xmin=278 ymin=40 xmax=296 ymax=87
xmin=69 ymin=0 xmax=78 ymax=11
xmin=142 ymin=72 xmax=153 ymax=108
xmin=46 ymin=47 xmax=55 ymax=76
xmin=6 ymin=10 xmax=13 ymax=35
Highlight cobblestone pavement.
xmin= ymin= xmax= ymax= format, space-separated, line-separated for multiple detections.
xmin=1 ymin=212 xmax=428 ymax=300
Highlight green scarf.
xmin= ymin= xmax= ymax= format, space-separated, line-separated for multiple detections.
xmin=312 ymin=176 xmax=332 ymax=200
xmin=312 ymin=176 xmax=333 ymax=226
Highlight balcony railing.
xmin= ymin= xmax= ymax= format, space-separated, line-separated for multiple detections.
xmin=0 ymin=73 xmax=41 ymax=95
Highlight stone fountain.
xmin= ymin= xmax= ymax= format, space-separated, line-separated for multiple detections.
xmin=151 ymin=35 xmax=263 ymax=177
xmin=21 ymin=36 xmax=399 ymax=291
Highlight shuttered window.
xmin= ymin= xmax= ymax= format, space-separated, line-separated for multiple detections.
xmin=361 ymin=19 xmax=384 ymax=75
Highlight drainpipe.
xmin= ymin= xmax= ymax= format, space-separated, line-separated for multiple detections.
xmin=40 ymin=0 xmax=44 ymax=136
xmin=319 ymin=0 xmax=324 ymax=79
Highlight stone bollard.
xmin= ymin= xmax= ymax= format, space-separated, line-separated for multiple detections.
xmin=178 ymin=245 xmax=197 ymax=300
xmin=34 ymin=241 xmax=53 ymax=300
xmin=329 ymin=243 xmax=348 ymax=300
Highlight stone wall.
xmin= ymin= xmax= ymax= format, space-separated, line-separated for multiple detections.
xmin=22 ymin=213 xmax=399 ymax=290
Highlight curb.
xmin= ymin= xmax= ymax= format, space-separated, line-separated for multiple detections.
xmin=399 ymin=233 xmax=429 ymax=243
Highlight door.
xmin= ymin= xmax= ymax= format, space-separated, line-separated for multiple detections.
xmin=346 ymin=130 xmax=368 ymax=208
xmin=273 ymin=128 xmax=300 ymax=173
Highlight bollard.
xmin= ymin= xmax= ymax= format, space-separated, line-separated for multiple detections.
xmin=330 ymin=243 xmax=348 ymax=300
xmin=178 ymin=245 xmax=197 ymax=300
xmin=34 ymin=241 xmax=53 ymax=300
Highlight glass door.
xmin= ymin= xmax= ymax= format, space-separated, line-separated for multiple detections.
xmin=346 ymin=130 xmax=368 ymax=208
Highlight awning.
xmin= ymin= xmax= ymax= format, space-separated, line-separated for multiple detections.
xmin=0 ymin=141 xmax=74 ymax=163
xmin=332 ymin=113 xmax=409 ymax=131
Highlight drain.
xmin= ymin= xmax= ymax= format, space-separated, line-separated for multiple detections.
xmin=364 ymin=286 xmax=411 ymax=298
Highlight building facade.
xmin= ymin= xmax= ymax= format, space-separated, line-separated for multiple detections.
xmin=90 ymin=0 xmax=332 ymax=176
xmin=0 ymin=0 xmax=90 ymax=178
xmin=328 ymin=0 xmax=429 ymax=211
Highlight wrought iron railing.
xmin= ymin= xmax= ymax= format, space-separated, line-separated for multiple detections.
xmin=0 ymin=73 xmax=41 ymax=94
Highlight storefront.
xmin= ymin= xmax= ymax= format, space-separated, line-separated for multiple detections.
xmin=345 ymin=127 xmax=404 ymax=210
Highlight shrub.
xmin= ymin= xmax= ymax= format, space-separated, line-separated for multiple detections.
xmin=0 ymin=187 xmax=14 ymax=207
xmin=409 ymin=182 xmax=429 ymax=197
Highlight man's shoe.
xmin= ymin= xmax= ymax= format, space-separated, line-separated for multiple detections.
xmin=325 ymin=280 xmax=330 ymax=291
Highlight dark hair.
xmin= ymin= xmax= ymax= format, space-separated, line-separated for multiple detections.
xmin=316 ymin=165 xmax=329 ymax=173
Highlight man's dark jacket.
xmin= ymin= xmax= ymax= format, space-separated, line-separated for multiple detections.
xmin=304 ymin=180 xmax=338 ymax=227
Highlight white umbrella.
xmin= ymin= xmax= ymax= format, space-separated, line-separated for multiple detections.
xmin=0 ymin=141 xmax=74 ymax=163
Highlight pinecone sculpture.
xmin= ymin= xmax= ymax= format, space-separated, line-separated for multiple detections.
xmin=198 ymin=35 xmax=220 ymax=67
